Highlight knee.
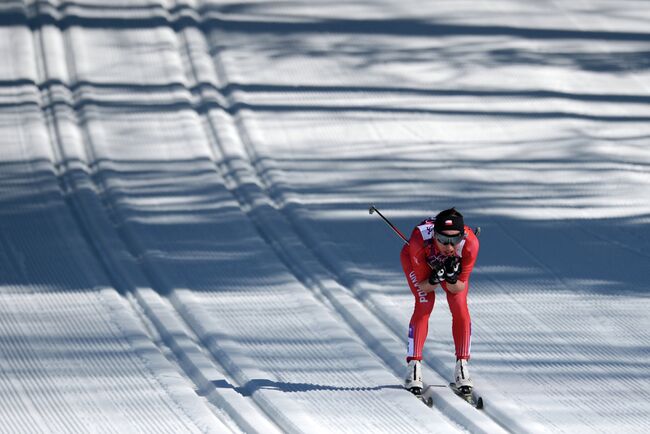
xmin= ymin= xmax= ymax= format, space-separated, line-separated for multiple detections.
xmin=445 ymin=281 xmax=468 ymax=295
xmin=412 ymin=281 xmax=435 ymax=306
xmin=447 ymin=296 xmax=469 ymax=318
xmin=412 ymin=301 xmax=434 ymax=320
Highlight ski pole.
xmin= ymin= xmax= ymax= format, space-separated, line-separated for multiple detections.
xmin=368 ymin=204 xmax=409 ymax=245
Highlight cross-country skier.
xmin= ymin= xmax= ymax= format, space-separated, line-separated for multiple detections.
xmin=401 ymin=208 xmax=479 ymax=395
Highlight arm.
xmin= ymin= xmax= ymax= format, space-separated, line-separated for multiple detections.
xmin=407 ymin=226 xmax=439 ymax=292
xmin=444 ymin=231 xmax=479 ymax=294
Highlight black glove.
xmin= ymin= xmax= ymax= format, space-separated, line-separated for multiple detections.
xmin=428 ymin=257 xmax=446 ymax=285
xmin=443 ymin=256 xmax=462 ymax=284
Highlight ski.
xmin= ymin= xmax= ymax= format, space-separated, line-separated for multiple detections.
xmin=407 ymin=386 xmax=435 ymax=407
xmin=420 ymin=393 xmax=434 ymax=408
xmin=449 ymin=383 xmax=484 ymax=409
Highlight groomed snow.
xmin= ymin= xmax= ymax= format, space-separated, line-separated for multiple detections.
xmin=0 ymin=0 xmax=648 ymax=432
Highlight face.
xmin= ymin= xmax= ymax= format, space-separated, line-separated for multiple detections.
xmin=434 ymin=230 xmax=462 ymax=256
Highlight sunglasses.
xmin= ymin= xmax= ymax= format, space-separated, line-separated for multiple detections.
xmin=434 ymin=231 xmax=465 ymax=246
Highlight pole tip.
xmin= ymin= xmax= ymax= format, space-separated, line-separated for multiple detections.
xmin=368 ymin=204 xmax=375 ymax=214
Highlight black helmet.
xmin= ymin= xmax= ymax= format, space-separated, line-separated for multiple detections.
xmin=434 ymin=208 xmax=464 ymax=233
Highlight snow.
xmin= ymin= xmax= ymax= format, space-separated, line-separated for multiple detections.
xmin=0 ymin=0 xmax=649 ymax=432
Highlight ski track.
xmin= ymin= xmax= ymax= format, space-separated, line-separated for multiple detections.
xmin=32 ymin=10 xmax=284 ymax=434
xmin=181 ymin=1 xmax=650 ymax=433
xmin=177 ymin=18 xmax=522 ymax=434
xmin=173 ymin=7 xmax=509 ymax=433
xmin=24 ymin=3 xmax=465 ymax=433
xmin=28 ymin=16 xmax=235 ymax=434
xmin=0 ymin=85 xmax=218 ymax=434
xmin=0 ymin=0 xmax=649 ymax=432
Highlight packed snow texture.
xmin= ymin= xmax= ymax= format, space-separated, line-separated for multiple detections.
xmin=0 ymin=0 xmax=649 ymax=432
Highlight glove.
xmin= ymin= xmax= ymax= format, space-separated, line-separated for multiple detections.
xmin=427 ymin=257 xmax=446 ymax=285
xmin=443 ymin=256 xmax=462 ymax=284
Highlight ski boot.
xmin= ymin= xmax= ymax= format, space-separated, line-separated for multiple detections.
xmin=454 ymin=359 xmax=473 ymax=395
xmin=405 ymin=359 xmax=423 ymax=395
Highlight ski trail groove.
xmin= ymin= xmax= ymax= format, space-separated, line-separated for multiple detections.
xmin=3 ymin=1 xmax=648 ymax=432
xmin=0 ymin=25 xmax=214 ymax=433
xmin=167 ymin=14 xmax=458 ymax=434
xmin=47 ymin=11 xmax=345 ymax=434
xmin=181 ymin=6 xmax=568 ymax=432
xmin=31 ymin=16 xmax=280 ymax=434
xmin=30 ymin=22 xmax=222 ymax=434
xmin=170 ymin=7 xmax=510 ymax=432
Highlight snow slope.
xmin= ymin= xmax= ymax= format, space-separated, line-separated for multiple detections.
xmin=0 ymin=0 xmax=649 ymax=432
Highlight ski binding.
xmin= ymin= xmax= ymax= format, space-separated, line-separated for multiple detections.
xmin=449 ymin=383 xmax=484 ymax=409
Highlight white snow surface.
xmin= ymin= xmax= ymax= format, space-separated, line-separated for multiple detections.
xmin=0 ymin=0 xmax=649 ymax=432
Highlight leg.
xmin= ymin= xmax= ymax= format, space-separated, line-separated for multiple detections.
xmin=446 ymin=283 xmax=472 ymax=360
xmin=401 ymin=252 xmax=435 ymax=362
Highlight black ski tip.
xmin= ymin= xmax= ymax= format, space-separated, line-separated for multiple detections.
xmin=449 ymin=383 xmax=483 ymax=408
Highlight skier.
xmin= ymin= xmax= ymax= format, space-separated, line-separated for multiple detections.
xmin=401 ymin=207 xmax=479 ymax=395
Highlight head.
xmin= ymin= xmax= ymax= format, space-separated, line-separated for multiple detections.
xmin=433 ymin=208 xmax=465 ymax=255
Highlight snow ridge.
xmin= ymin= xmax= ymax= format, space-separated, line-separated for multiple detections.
xmin=0 ymin=0 xmax=649 ymax=432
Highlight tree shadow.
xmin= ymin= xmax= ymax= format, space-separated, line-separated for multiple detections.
xmin=0 ymin=0 xmax=647 ymax=73
xmin=0 ymin=1 xmax=648 ymax=429
xmin=5 ymin=1 xmax=648 ymax=42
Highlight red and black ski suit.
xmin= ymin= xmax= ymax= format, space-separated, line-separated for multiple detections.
xmin=400 ymin=219 xmax=479 ymax=362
